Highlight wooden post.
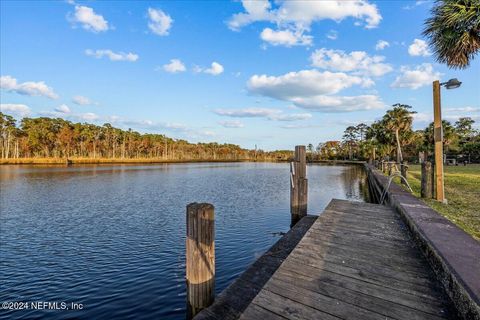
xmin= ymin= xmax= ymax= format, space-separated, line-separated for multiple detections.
xmin=401 ymin=161 xmax=408 ymax=185
xmin=433 ymin=80 xmax=446 ymax=203
xmin=290 ymin=146 xmax=308 ymax=226
xmin=421 ymin=161 xmax=433 ymax=198
xmin=186 ymin=203 xmax=215 ymax=319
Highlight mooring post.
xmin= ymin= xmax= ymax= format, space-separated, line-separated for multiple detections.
xmin=401 ymin=161 xmax=408 ymax=185
xmin=186 ymin=203 xmax=215 ymax=320
xmin=291 ymin=146 xmax=308 ymax=226
xmin=421 ymin=161 xmax=433 ymax=198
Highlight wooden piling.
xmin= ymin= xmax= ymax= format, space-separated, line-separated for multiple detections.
xmin=433 ymin=80 xmax=445 ymax=202
xmin=186 ymin=203 xmax=215 ymax=319
xmin=290 ymin=146 xmax=308 ymax=226
xmin=401 ymin=161 xmax=408 ymax=185
xmin=421 ymin=161 xmax=433 ymax=198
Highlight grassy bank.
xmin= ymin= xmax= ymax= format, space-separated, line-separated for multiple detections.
xmin=0 ymin=157 xmax=255 ymax=165
xmin=403 ymin=164 xmax=480 ymax=240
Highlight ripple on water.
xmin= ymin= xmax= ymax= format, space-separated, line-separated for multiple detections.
xmin=0 ymin=163 xmax=368 ymax=319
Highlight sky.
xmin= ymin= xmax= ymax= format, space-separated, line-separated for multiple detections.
xmin=1 ymin=0 xmax=479 ymax=150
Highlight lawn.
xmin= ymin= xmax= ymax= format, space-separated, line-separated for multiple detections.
xmin=401 ymin=164 xmax=480 ymax=240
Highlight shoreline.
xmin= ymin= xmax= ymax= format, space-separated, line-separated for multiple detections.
xmin=0 ymin=158 xmax=257 ymax=165
xmin=0 ymin=158 xmax=369 ymax=166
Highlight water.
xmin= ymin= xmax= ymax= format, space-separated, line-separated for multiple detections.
xmin=0 ymin=162 xmax=369 ymax=319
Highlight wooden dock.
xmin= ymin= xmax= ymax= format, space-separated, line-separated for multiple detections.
xmin=196 ymin=199 xmax=459 ymax=319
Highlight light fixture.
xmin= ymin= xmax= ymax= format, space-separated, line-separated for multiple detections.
xmin=441 ymin=78 xmax=462 ymax=90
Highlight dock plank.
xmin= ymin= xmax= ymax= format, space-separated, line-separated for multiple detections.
xmin=197 ymin=199 xmax=459 ymax=320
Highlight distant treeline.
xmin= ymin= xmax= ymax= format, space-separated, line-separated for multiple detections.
xmin=0 ymin=113 xmax=292 ymax=161
xmin=311 ymin=104 xmax=480 ymax=163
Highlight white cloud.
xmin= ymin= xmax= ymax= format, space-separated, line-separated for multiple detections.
xmin=195 ymin=62 xmax=224 ymax=75
xmin=162 ymin=59 xmax=186 ymax=73
xmin=260 ymin=28 xmax=312 ymax=46
xmin=391 ymin=63 xmax=441 ymax=89
xmin=72 ymin=95 xmax=92 ymax=105
xmin=228 ymin=0 xmax=381 ymax=46
xmin=412 ymin=112 xmax=431 ymax=124
xmin=70 ymin=5 xmax=109 ymax=32
xmin=272 ymin=113 xmax=312 ymax=121
xmin=79 ymin=112 xmax=99 ymax=121
xmin=375 ymin=40 xmax=389 ymax=50
xmin=219 ymin=120 xmax=245 ymax=128
xmin=85 ymin=49 xmax=138 ymax=62
xmin=0 ymin=103 xmax=31 ymax=117
xmin=310 ymin=49 xmax=393 ymax=77
xmin=408 ymin=39 xmax=431 ymax=57
xmin=403 ymin=1 xmax=428 ymax=10
xmin=54 ymin=104 xmax=71 ymax=113
xmin=147 ymin=8 xmax=173 ymax=36
xmin=247 ymin=69 xmax=371 ymax=100
xmin=291 ymin=95 xmax=385 ymax=112
xmin=246 ymin=69 xmax=384 ymax=113
xmin=205 ymin=62 xmax=224 ymax=75
xmin=214 ymin=107 xmax=312 ymax=121
xmin=0 ymin=75 xmax=58 ymax=99
xmin=326 ymin=30 xmax=338 ymax=40
xmin=445 ymin=107 xmax=480 ymax=113
xmin=215 ymin=108 xmax=280 ymax=118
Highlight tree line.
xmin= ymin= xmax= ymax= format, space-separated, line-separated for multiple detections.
xmin=313 ymin=104 xmax=480 ymax=163
xmin=0 ymin=113 xmax=292 ymax=161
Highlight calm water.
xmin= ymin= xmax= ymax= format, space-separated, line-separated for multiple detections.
xmin=0 ymin=163 xmax=369 ymax=319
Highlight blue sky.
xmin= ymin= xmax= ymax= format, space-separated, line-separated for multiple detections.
xmin=1 ymin=0 xmax=479 ymax=150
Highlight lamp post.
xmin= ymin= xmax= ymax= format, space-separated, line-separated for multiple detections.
xmin=432 ymin=78 xmax=462 ymax=203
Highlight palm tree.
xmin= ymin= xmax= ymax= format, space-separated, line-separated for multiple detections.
xmin=423 ymin=0 xmax=480 ymax=69
xmin=383 ymin=104 xmax=416 ymax=163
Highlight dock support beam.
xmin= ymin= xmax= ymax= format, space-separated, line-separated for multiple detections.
xmin=186 ymin=203 xmax=215 ymax=320
xmin=290 ymin=146 xmax=308 ymax=226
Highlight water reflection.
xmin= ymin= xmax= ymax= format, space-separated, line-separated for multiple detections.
xmin=0 ymin=163 xmax=368 ymax=319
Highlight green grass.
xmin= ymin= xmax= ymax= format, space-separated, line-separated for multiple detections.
xmin=399 ymin=164 xmax=480 ymax=240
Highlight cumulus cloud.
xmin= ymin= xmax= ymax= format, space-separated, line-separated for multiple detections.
xmin=260 ymin=28 xmax=312 ymax=47
xmin=246 ymin=69 xmax=384 ymax=112
xmin=214 ymin=108 xmax=312 ymax=121
xmin=147 ymin=8 xmax=173 ymax=36
xmin=85 ymin=49 xmax=138 ymax=62
xmin=391 ymin=63 xmax=441 ymax=89
xmin=219 ymin=120 xmax=245 ymax=128
xmin=162 ymin=59 xmax=186 ymax=73
xmin=247 ymin=69 xmax=371 ymax=100
xmin=72 ymin=95 xmax=92 ymax=105
xmin=69 ymin=5 xmax=110 ymax=32
xmin=291 ymin=95 xmax=385 ymax=112
xmin=194 ymin=62 xmax=224 ymax=75
xmin=375 ymin=40 xmax=389 ymax=50
xmin=310 ymin=49 xmax=393 ymax=77
xmin=54 ymin=104 xmax=71 ymax=113
xmin=0 ymin=103 xmax=31 ymax=117
xmin=205 ymin=62 xmax=224 ymax=75
xmin=0 ymin=75 xmax=58 ymax=99
xmin=228 ymin=0 xmax=381 ymax=46
xmin=408 ymin=39 xmax=431 ymax=57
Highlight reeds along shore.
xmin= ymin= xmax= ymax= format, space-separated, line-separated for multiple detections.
xmin=0 ymin=157 xmax=287 ymax=165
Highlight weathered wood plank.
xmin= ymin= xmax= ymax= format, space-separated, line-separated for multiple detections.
xmin=200 ymin=199 xmax=458 ymax=320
